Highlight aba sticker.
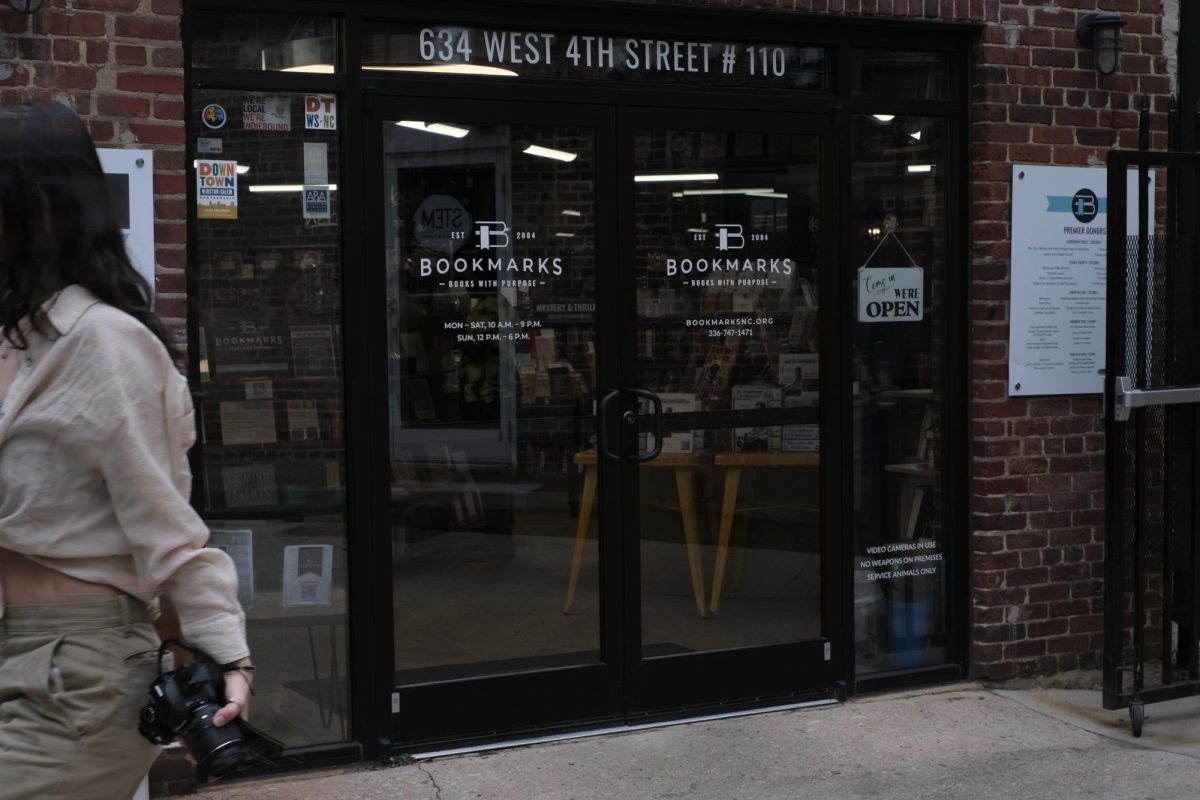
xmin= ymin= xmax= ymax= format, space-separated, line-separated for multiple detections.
xmin=202 ymin=104 xmax=228 ymax=130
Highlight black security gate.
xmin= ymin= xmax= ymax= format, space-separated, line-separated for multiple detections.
xmin=1104 ymin=98 xmax=1200 ymax=736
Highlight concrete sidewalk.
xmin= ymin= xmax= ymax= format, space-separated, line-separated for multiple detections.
xmin=197 ymin=683 xmax=1200 ymax=800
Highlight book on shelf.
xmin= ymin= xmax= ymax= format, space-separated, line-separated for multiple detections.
xmin=286 ymin=399 xmax=321 ymax=440
xmin=779 ymin=353 xmax=820 ymax=406
xmin=659 ymin=392 xmax=697 ymax=454
xmin=206 ymin=527 xmax=255 ymax=610
xmin=786 ymin=307 xmax=819 ymax=352
xmin=694 ymin=339 xmax=739 ymax=402
xmin=732 ymin=384 xmax=781 ymax=452
xmin=218 ymin=400 xmax=277 ymax=445
xmin=782 ymin=421 xmax=820 ymax=453
xmin=905 ymin=485 xmax=930 ymax=540
xmin=208 ymin=312 xmax=290 ymax=377
xmin=408 ymin=378 xmax=437 ymax=422
xmin=398 ymin=332 xmax=429 ymax=372
xmin=290 ymin=324 xmax=339 ymax=378
xmin=217 ymin=463 xmax=277 ymax=509
xmin=916 ymin=404 xmax=934 ymax=463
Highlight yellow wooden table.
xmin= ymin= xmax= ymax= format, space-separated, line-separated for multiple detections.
xmin=710 ymin=451 xmax=819 ymax=614
xmin=564 ymin=450 xmax=712 ymax=618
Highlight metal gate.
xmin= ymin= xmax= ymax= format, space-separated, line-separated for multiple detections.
xmin=1104 ymin=98 xmax=1200 ymax=736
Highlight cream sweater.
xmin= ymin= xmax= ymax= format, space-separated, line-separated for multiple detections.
xmin=0 ymin=286 xmax=248 ymax=664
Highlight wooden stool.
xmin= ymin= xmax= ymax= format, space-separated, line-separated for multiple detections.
xmin=710 ymin=452 xmax=819 ymax=614
xmin=564 ymin=450 xmax=711 ymax=618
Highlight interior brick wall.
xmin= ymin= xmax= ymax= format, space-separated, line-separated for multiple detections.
xmin=0 ymin=0 xmax=186 ymax=340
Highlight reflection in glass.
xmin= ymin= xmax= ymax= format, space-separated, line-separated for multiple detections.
xmin=851 ymin=49 xmax=950 ymax=100
xmin=383 ymin=120 xmax=601 ymax=682
xmin=191 ymin=13 xmax=339 ymax=72
xmin=851 ymin=115 xmax=948 ymax=673
xmin=191 ymin=91 xmax=349 ymax=747
xmin=633 ymin=129 xmax=823 ymax=655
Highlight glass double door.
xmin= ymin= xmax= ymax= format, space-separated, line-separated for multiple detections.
xmin=370 ymin=98 xmax=835 ymax=745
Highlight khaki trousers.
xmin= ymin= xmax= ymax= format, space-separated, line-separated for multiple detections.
xmin=0 ymin=597 xmax=161 ymax=800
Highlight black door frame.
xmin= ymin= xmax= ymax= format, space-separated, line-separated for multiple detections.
xmin=614 ymin=106 xmax=842 ymax=717
xmin=364 ymin=97 xmax=626 ymax=746
xmin=184 ymin=0 xmax=975 ymax=765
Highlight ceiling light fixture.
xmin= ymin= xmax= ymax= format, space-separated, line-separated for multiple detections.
xmin=365 ymin=64 xmax=518 ymax=77
xmin=396 ymin=120 xmax=470 ymax=138
xmin=248 ymin=184 xmax=339 ymax=193
xmin=523 ymin=144 xmax=578 ymax=162
xmin=635 ymin=173 xmax=720 ymax=183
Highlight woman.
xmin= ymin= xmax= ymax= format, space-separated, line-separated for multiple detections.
xmin=0 ymin=102 xmax=251 ymax=799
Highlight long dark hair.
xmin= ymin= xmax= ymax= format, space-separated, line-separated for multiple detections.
xmin=0 ymin=101 xmax=176 ymax=358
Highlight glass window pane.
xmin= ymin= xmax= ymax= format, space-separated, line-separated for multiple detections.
xmin=851 ymin=50 xmax=950 ymax=100
xmin=850 ymin=114 xmax=949 ymax=673
xmin=191 ymin=90 xmax=349 ymax=746
xmin=191 ymin=13 xmax=339 ymax=73
xmin=383 ymin=117 xmax=602 ymax=681
xmin=362 ymin=22 xmax=826 ymax=91
xmin=632 ymin=128 xmax=823 ymax=652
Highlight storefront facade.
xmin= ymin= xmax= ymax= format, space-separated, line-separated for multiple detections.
xmin=0 ymin=0 xmax=1181 ymax=779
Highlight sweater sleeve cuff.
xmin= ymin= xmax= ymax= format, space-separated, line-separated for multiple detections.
xmin=180 ymin=611 xmax=250 ymax=666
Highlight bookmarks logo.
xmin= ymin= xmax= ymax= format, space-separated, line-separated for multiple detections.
xmin=715 ymin=224 xmax=745 ymax=251
xmin=1071 ymin=189 xmax=1099 ymax=223
xmin=475 ymin=221 xmax=510 ymax=250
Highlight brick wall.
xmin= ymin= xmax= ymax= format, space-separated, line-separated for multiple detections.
xmin=0 ymin=0 xmax=186 ymax=337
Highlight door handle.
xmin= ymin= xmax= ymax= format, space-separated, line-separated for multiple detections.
xmin=597 ymin=389 xmax=622 ymax=462
xmin=629 ymin=389 xmax=664 ymax=463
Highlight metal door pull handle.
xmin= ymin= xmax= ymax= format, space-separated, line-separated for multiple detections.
xmin=1113 ymin=375 xmax=1200 ymax=421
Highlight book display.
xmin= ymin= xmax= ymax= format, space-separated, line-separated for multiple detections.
xmin=192 ymin=95 xmax=347 ymax=516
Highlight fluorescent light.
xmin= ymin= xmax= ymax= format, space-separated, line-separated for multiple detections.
xmin=680 ymin=187 xmax=774 ymax=197
xmin=872 ymin=114 xmax=895 ymax=122
xmin=906 ymin=164 xmax=933 ymax=174
xmin=193 ymin=160 xmax=249 ymax=175
xmin=396 ymin=120 xmax=469 ymax=138
xmin=248 ymin=184 xmax=339 ymax=193
xmin=523 ymin=144 xmax=577 ymax=162
xmin=634 ymin=173 xmax=719 ymax=183
xmin=745 ymin=191 xmax=789 ymax=199
xmin=561 ymin=209 xmax=581 ymax=217
xmin=365 ymin=64 xmax=518 ymax=77
xmin=282 ymin=64 xmax=335 ymax=73
xmin=555 ymin=232 xmax=576 ymax=238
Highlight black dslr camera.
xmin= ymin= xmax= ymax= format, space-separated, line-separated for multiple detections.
xmin=138 ymin=639 xmax=248 ymax=778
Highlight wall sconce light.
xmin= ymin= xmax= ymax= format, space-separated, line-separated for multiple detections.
xmin=1076 ymin=11 xmax=1126 ymax=76
xmin=6 ymin=0 xmax=45 ymax=12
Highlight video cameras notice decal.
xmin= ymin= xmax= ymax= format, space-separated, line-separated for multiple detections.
xmin=858 ymin=267 xmax=924 ymax=322
xmin=304 ymin=95 xmax=337 ymax=130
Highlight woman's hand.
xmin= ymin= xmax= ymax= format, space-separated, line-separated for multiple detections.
xmin=213 ymin=657 xmax=253 ymax=727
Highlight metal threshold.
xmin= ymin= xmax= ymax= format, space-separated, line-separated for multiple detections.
xmin=411 ymin=697 xmax=840 ymax=760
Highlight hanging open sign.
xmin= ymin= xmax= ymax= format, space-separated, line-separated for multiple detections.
xmin=858 ymin=266 xmax=924 ymax=322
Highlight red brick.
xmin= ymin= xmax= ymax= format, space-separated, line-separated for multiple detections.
xmin=116 ymin=72 xmax=183 ymax=95
xmin=86 ymin=41 xmax=109 ymax=64
xmin=53 ymin=39 xmax=81 ymax=63
xmin=115 ymin=16 xmax=179 ymax=42
xmin=76 ymin=0 xmax=141 ymax=9
xmin=115 ymin=44 xmax=147 ymax=65
xmin=99 ymin=94 xmax=150 ymax=117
